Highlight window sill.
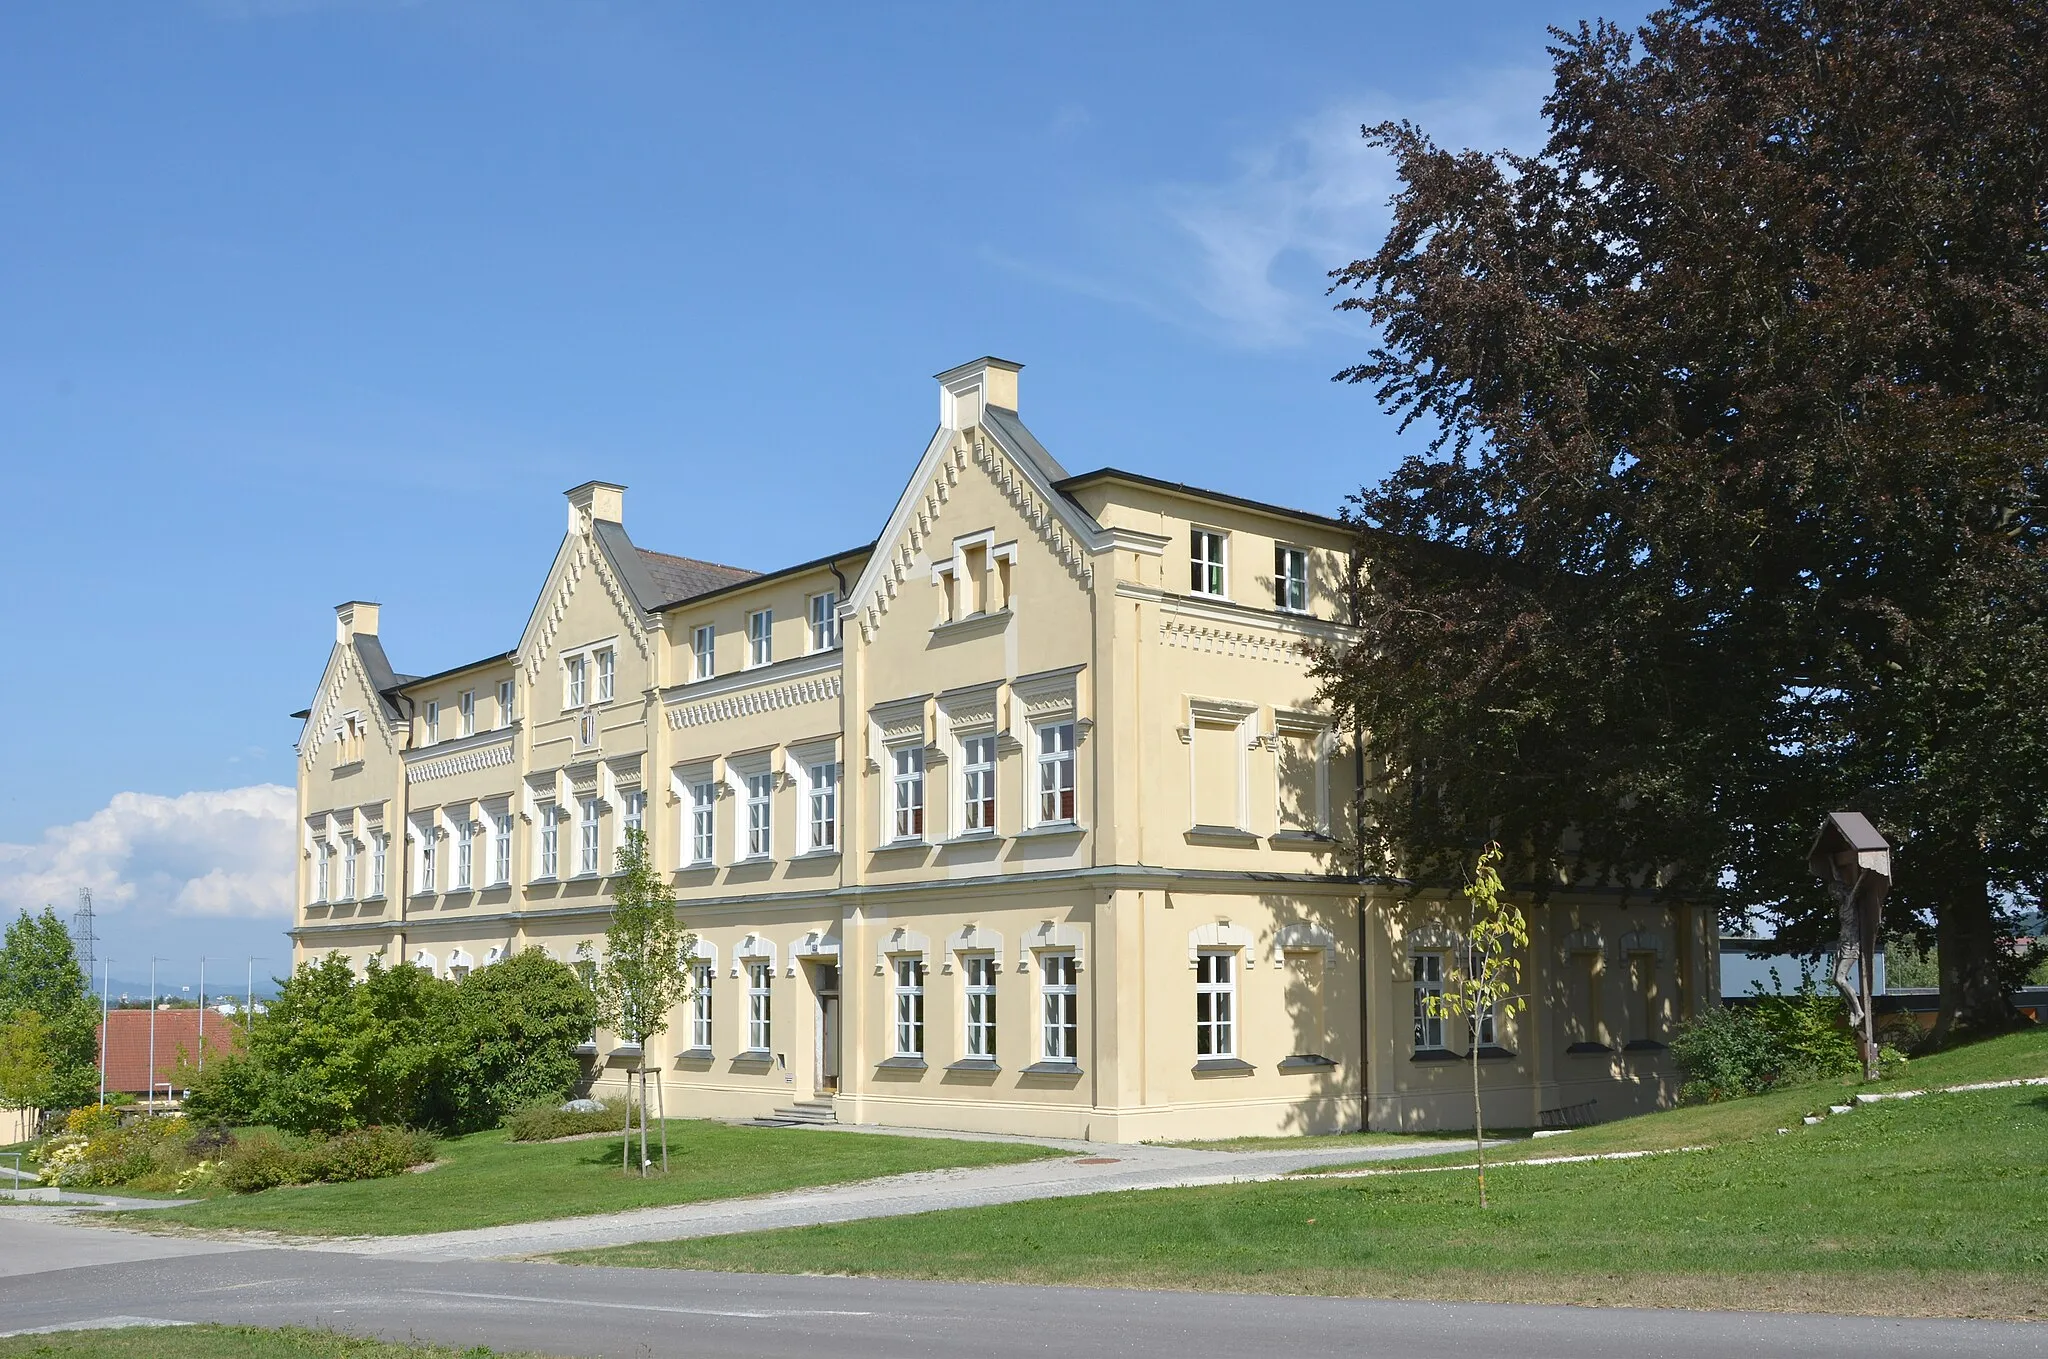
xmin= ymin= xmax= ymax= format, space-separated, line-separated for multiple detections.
xmin=568 ymin=872 xmax=601 ymax=883
xmin=943 ymin=831 xmax=998 ymax=845
xmin=735 ymin=855 xmax=774 ymax=866
xmin=874 ymin=839 xmax=928 ymax=853
xmin=409 ymin=891 xmax=437 ymax=901
xmin=1410 ymin=1049 xmax=1459 ymax=1063
xmin=1623 ymin=1039 xmax=1669 ymax=1053
xmin=732 ymin=1049 xmax=774 ymax=1065
xmin=1184 ymin=826 xmax=1259 ymax=848
xmin=795 ymin=847 xmax=842 ymax=860
xmin=1268 ymin=830 xmax=1334 ymax=849
xmin=1566 ymin=1042 xmax=1615 ymax=1055
xmin=946 ymin=1058 xmax=1000 ymax=1073
xmin=1193 ymin=1057 xmax=1255 ymax=1075
xmin=677 ymin=861 xmax=716 ymax=873
xmin=331 ymin=759 xmax=365 ymax=776
xmin=1463 ymin=1046 xmax=1518 ymax=1061
xmin=877 ymin=1056 xmax=928 ymax=1071
xmin=929 ymin=608 xmax=1013 ymax=642
xmin=675 ymin=1047 xmax=715 ymax=1063
xmin=1021 ymin=1060 xmax=1083 ymax=1077
xmin=605 ymin=1043 xmax=645 ymax=1064
xmin=572 ymin=1043 xmax=599 ymax=1057
xmin=1278 ymin=1053 xmax=1337 ymax=1070
xmin=1016 ymin=822 xmax=1084 ymax=840
xmin=357 ymin=894 xmax=386 ymax=904
xmin=528 ymin=876 xmax=559 ymax=886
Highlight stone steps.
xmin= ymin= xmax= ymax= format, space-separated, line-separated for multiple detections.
xmin=746 ymin=1097 xmax=839 ymax=1129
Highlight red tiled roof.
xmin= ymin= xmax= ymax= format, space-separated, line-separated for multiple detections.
xmin=98 ymin=1009 xmax=246 ymax=1096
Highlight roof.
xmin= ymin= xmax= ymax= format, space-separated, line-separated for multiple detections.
xmin=98 ymin=1009 xmax=245 ymax=1095
xmin=634 ymin=544 xmax=760 ymax=608
xmin=653 ymin=543 xmax=875 ymax=612
xmin=1055 ymin=465 xmax=1352 ymax=532
xmin=351 ymin=634 xmax=412 ymax=724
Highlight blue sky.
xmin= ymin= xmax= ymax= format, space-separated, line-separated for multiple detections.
xmin=0 ymin=0 xmax=1647 ymax=991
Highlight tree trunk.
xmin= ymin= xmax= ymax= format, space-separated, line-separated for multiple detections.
xmin=1928 ymin=837 xmax=2015 ymax=1045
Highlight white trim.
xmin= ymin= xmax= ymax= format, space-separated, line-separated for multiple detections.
xmin=1620 ymin=929 xmax=1665 ymax=961
xmin=873 ymin=925 xmax=932 ymax=975
xmin=1272 ymin=921 xmax=1336 ymax=967
xmin=943 ymin=922 xmax=1005 ymax=973
xmin=1560 ymin=927 xmax=1607 ymax=961
xmin=790 ymin=930 xmax=841 ymax=974
xmin=1187 ymin=920 xmax=1256 ymax=969
xmin=732 ymin=932 xmax=776 ymax=979
xmin=1184 ymin=697 xmax=1258 ymax=831
xmin=1019 ymin=919 xmax=1085 ymax=973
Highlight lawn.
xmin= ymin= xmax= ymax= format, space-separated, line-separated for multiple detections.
xmin=128 ymin=1120 xmax=1055 ymax=1237
xmin=1156 ymin=1130 xmax=1450 ymax=1153
xmin=556 ymin=1030 xmax=2048 ymax=1319
xmin=0 ymin=1326 xmax=555 ymax=1358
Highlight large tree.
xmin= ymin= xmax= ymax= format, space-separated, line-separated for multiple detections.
xmin=1321 ymin=0 xmax=2048 ymax=1039
xmin=0 ymin=909 xmax=99 ymax=1109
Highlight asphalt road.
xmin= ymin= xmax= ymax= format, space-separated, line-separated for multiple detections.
xmin=0 ymin=1237 xmax=2041 ymax=1359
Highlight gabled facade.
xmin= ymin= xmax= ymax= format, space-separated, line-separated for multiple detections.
xmin=291 ymin=357 xmax=1717 ymax=1140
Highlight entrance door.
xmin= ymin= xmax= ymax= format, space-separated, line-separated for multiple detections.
xmin=815 ymin=964 xmax=841 ymax=1094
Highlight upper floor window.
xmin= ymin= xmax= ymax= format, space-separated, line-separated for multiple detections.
xmin=423 ymin=700 xmax=440 ymax=744
xmin=1036 ymin=722 xmax=1076 ymax=825
xmin=891 ymin=746 xmax=925 ymax=841
xmin=692 ymin=624 xmax=715 ymax=680
xmin=455 ymin=816 xmax=475 ymax=890
xmin=537 ymin=802 xmax=559 ymax=879
xmin=498 ymin=679 xmax=517 ymax=728
xmin=747 ymin=609 xmax=773 ymax=668
xmin=419 ymin=825 xmax=438 ymax=894
xmin=687 ymin=781 xmax=716 ymax=865
xmin=338 ymin=713 xmax=365 ymax=764
xmin=620 ymin=790 xmax=646 ymax=866
xmin=961 ymin=735 xmax=996 ymax=834
xmin=1276 ymin=545 xmax=1309 ymax=613
xmin=1195 ymin=950 xmax=1237 ymax=1058
xmin=745 ymin=772 xmax=774 ymax=859
xmin=807 ymin=761 xmax=839 ymax=852
xmin=566 ymin=654 xmax=587 ymax=708
xmin=370 ymin=832 xmax=387 ymax=897
xmin=578 ymin=797 xmax=600 ymax=876
xmin=595 ymin=648 xmax=615 ymax=703
xmin=492 ymin=810 xmax=513 ymax=887
xmin=341 ymin=838 xmax=357 ymax=900
xmin=1191 ymin=528 xmax=1227 ymax=597
xmin=313 ymin=841 xmax=331 ymax=904
xmin=1412 ymin=953 xmax=1446 ymax=1051
xmin=809 ymin=592 xmax=840 ymax=651
xmin=458 ymin=690 xmax=476 ymax=737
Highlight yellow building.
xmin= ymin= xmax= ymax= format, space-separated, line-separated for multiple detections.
xmin=291 ymin=357 xmax=1715 ymax=1141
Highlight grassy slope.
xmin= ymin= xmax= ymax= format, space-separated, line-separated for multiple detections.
xmin=0 ymin=1325 xmax=556 ymax=1358
xmin=557 ymin=1030 xmax=2048 ymax=1319
xmin=133 ymin=1121 xmax=1053 ymax=1237
xmin=1157 ymin=1130 xmax=1439 ymax=1153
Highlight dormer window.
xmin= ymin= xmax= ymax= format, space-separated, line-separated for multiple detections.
xmin=1192 ymin=529 xmax=1228 ymax=598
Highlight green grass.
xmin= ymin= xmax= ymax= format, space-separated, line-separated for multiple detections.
xmin=556 ymin=1030 xmax=2048 ymax=1319
xmin=1156 ymin=1130 xmax=1454 ymax=1153
xmin=126 ymin=1120 xmax=1055 ymax=1238
xmin=0 ymin=1325 xmax=557 ymax=1358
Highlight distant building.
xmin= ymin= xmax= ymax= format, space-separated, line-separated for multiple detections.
xmin=1719 ymin=936 xmax=1886 ymax=1000
xmin=98 ymin=1009 xmax=245 ymax=1100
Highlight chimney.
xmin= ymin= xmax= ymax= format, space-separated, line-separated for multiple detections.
xmin=565 ymin=481 xmax=626 ymax=534
xmin=936 ymin=357 xmax=1022 ymax=431
xmin=335 ymin=601 xmax=380 ymax=644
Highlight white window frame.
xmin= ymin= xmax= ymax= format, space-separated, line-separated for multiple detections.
xmin=746 ymin=609 xmax=773 ymax=668
xmin=491 ymin=808 xmax=514 ymax=886
xmin=747 ymin=961 xmax=773 ymax=1052
xmin=369 ymin=831 xmax=387 ymax=898
xmin=1191 ymin=527 xmax=1228 ymax=598
xmin=578 ymin=796 xmax=601 ymax=876
xmin=313 ymin=840 xmax=331 ymax=904
xmin=1034 ymin=720 xmax=1077 ymax=826
xmin=893 ymin=956 xmax=925 ymax=1058
xmin=565 ymin=654 xmax=587 ymax=709
xmin=455 ymin=816 xmax=475 ymax=890
xmin=808 ymin=591 xmax=839 ymax=652
xmin=498 ymin=678 xmax=516 ymax=728
xmin=687 ymin=780 xmax=716 ymax=866
xmin=619 ymin=789 xmax=646 ymax=867
xmin=806 ymin=760 xmax=839 ymax=853
xmin=595 ymin=647 xmax=615 ymax=703
xmin=691 ymin=962 xmax=714 ymax=1051
xmin=416 ymin=819 xmax=438 ymax=895
xmin=423 ymin=700 xmax=440 ymax=744
xmin=1276 ymin=544 xmax=1309 ymax=613
xmin=341 ymin=837 xmax=357 ymax=900
xmin=964 ymin=954 xmax=997 ymax=1059
xmin=1194 ymin=949 xmax=1237 ymax=1058
xmin=692 ymin=624 xmax=715 ymax=680
xmin=458 ymin=689 xmax=476 ymax=737
xmin=1412 ymin=953 xmax=1446 ymax=1051
xmin=889 ymin=744 xmax=925 ymax=843
xmin=744 ymin=771 xmax=774 ymax=860
xmin=536 ymin=802 xmax=559 ymax=879
xmin=1040 ymin=951 xmax=1078 ymax=1063
xmin=960 ymin=734 xmax=996 ymax=834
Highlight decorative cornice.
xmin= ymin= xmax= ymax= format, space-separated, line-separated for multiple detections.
xmin=406 ymin=740 xmax=516 ymax=785
xmin=667 ymin=672 xmax=843 ymax=730
xmin=1160 ymin=618 xmax=1315 ymax=666
xmin=972 ymin=436 xmax=1093 ymax=592
xmin=660 ymin=648 xmax=839 ymax=706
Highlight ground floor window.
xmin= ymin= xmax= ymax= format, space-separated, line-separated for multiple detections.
xmin=748 ymin=962 xmax=772 ymax=1051
xmin=1041 ymin=952 xmax=1078 ymax=1062
xmin=691 ymin=962 xmax=713 ymax=1050
xmin=1412 ymin=953 xmax=1445 ymax=1050
xmin=893 ymin=957 xmax=925 ymax=1057
xmin=1195 ymin=949 xmax=1236 ymax=1057
xmin=964 ymin=954 xmax=997 ymax=1058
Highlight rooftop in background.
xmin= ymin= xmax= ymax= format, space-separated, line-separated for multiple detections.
xmin=98 ymin=1008 xmax=246 ymax=1096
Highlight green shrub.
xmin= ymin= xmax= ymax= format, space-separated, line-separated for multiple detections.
xmin=217 ymin=1131 xmax=313 ymax=1193
xmin=62 ymin=1104 xmax=119 ymax=1137
xmin=1672 ymin=1005 xmax=1783 ymax=1103
xmin=505 ymin=1100 xmax=624 ymax=1142
xmin=181 ymin=1047 xmax=265 ymax=1126
xmin=300 ymin=1127 xmax=435 ymax=1182
xmin=435 ymin=949 xmax=597 ymax=1132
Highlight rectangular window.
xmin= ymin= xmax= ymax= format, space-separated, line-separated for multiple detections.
xmin=498 ymin=679 xmax=516 ymax=727
xmin=419 ymin=829 xmax=437 ymax=894
xmin=341 ymin=838 xmax=357 ymax=899
xmin=747 ymin=962 xmax=772 ymax=1051
xmin=961 ymin=735 xmax=996 ymax=833
xmin=370 ymin=832 xmax=387 ymax=897
xmin=458 ymin=689 xmax=476 ymax=737
xmin=1036 ymin=722 xmax=1076 ymax=824
xmin=492 ymin=810 xmax=513 ymax=886
xmin=1276 ymin=545 xmax=1308 ymax=612
xmin=1192 ymin=720 xmax=1242 ymax=829
xmin=807 ymin=761 xmax=839 ymax=852
xmin=1191 ymin=528 xmax=1227 ymax=597
xmin=691 ymin=962 xmax=713 ymax=1050
xmin=891 ymin=746 xmax=925 ymax=841
xmin=809 ymin=592 xmax=839 ymax=651
xmin=1195 ymin=950 xmax=1236 ymax=1057
xmin=965 ymin=955 xmax=997 ymax=1059
xmin=566 ymin=654 xmax=586 ymax=708
xmin=1412 ymin=954 xmax=1445 ymax=1050
xmin=595 ymin=648 xmax=615 ymax=703
xmin=313 ymin=841 xmax=330 ymax=903
xmin=537 ymin=803 xmax=559 ymax=879
xmin=424 ymin=700 xmax=440 ymax=743
xmin=747 ymin=609 xmax=773 ymax=667
xmin=578 ymin=797 xmax=600 ymax=875
xmin=455 ymin=817 xmax=474 ymax=889
xmin=893 ymin=957 xmax=925 ymax=1057
xmin=688 ymin=781 xmax=716 ymax=865
xmin=620 ymin=790 xmax=646 ymax=866
xmin=692 ymin=624 xmax=715 ymax=680
xmin=745 ymin=772 xmax=774 ymax=858
xmin=1041 ymin=952 xmax=1078 ymax=1062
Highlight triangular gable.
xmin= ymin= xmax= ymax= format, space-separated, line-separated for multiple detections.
xmin=299 ymin=639 xmax=402 ymax=771
xmin=844 ymin=415 xmax=1109 ymax=643
xmin=513 ymin=521 xmax=660 ymax=685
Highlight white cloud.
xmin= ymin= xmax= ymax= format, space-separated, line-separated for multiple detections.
xmin=0 ymin=785 xmax=296 ymax=922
